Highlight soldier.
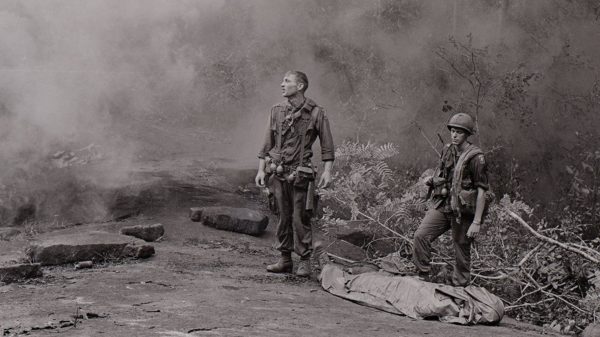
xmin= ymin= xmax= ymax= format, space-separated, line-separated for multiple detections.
xmin=255 ymin=71 xmax=334 ymax=277
xmin=412 ymin=113 xmax=490 ymax=286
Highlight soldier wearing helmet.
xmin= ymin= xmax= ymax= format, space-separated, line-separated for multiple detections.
xmin=412 ymin=112 xmax=490 ymax=286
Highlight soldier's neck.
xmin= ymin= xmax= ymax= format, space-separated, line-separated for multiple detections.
xmin=288 ymin=93 xmax=306 ymax=110
xmin=456 ymin=141 xmax=470 ymax=153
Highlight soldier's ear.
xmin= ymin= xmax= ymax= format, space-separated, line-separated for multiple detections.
xmin=297 ymin=82 xmax=305 ymax=91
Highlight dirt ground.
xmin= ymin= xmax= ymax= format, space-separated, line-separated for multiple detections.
xmin=0 ymin=120 xmax=562 ymax=337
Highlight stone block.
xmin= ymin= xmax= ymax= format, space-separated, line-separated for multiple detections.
xmin=0 ymin=263 xmax=42 ymax=283
xmin=189 ymin=207 xmax=203 ymax=221
xmin=27 ymin=231 xmax=154 ymax=266
xmin=196 ymin=206 xmax=268 ymax=236
xmin=326 ymin=239 xmax=368 ymax=262
xmin=122 ymin=244 xmax=155 ymax=259
xmin=120 ymin=223 xmax=164 ymax=242
xmin=0 ymin=228 xmax=21 ymax=240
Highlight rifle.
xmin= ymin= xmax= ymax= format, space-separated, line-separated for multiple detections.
xmin=414 ymin=122 xmax=441 ymax=157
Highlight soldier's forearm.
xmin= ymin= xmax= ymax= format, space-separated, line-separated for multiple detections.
xmin=258 ymin=158 xmax=266 ymax=173
xmin=473 ymin=187 xmax=486 ymax=224
xmin=323 ymin=160 xmax=333 ymax=174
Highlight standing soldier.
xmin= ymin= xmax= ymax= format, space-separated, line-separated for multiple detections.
xmin=255 ymin=71 xmax=334 ymax=277
xmin=412 ymin=113 xmax=490 ymax=286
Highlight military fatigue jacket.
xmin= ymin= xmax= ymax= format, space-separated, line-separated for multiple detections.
xmin=434 ymin=143 xmax=489 ymax=213
xmin=258 ymin=97 xmax=334 ymax=167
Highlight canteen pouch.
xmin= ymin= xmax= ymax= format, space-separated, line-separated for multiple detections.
xmin=293 ymin=166 xmax=315 ymax=189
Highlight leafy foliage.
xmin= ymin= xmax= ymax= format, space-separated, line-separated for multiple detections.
xmin=319 ymin=140 xmax=422 ymax=255
xmin=319 ymin=139 xmax=600 ymax=333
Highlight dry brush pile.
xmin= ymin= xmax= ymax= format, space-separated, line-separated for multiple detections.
xmin=318 ymin=140 xmax=600 ymax=334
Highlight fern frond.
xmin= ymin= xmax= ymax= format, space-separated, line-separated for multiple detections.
xmin=374 ymin=143 xmax=399 ymax=160
xmin=373 ymin=161 xmax=393 ymax=182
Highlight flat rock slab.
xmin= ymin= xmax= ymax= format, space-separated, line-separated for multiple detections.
xmin=0 ymin=263 xmax=42 ymax=283
xmin=120 ymin=223 xmax=164 ymax=242
xmin=326 ymin=239 xmax=368 ymax=262
xmin=27 ymin=231 xmax=155 ymax=266
xmin=0 ymin=228 xmax=21 ymax=240
xmin=190 ymin=206 xmax=268 ymax=236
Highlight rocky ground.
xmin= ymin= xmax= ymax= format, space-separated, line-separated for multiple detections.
xmin=0 ymin=119 xmax=568 ymax=336
xmin=0 ymin=167 xmax=564 ymax=337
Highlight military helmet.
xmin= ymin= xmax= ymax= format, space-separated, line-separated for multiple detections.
xmin=447 ymin=113 xmax=475 ymax=134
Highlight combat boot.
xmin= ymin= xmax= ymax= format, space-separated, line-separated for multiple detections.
xmin=266 ymin=253 xmax=293 ymax=273
xmin=296 ymin=259 xmax=311 ymax=277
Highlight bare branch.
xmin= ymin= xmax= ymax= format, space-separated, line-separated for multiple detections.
xmin=519 ymin=268 xmax=590 ymax=314
xmin=435 ymin=50 xmax=476 ymax=90
xmin=504 ymin=208 xmax=600 ymax=264
xmin=505 ymin=298 xmax=555 ymax=311
xmin=331 ymin=195 xmax=413 ymax=245
xmin=518 ymin=243 xmax=544 ymax=267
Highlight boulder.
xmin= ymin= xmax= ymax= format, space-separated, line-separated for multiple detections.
xmin=0 ymin=263 xmax=42 ymax=283
xmin=326 ymin=239 xmax=368 ymax=262
xmin=583 ymin=324 xmax=600 ymax=337
xmin=189 ymin=207 xmax=203 ymax=221
xmin=334 ymin=222 xmax=375 ymax=247
xmin=122 ymin=244 xmax=155 ymax=259
xmin=120 ymin=223 xmax=164 ymax=242
xmin=193 ymin=206 xmax=268 ymax=236
xmin=0 ymin=228 xmax=21 ymax=240
xmin=27 ymin=231 xmax=155 ymax=266
xmin=334 ymin=222 xmax=396 ymax=255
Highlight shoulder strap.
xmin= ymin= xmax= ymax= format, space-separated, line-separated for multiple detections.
xmin=450 ymin=144 xmax=483 ymax=214
xmin=297 ymin=105 xmax=320 ymax=168
xmin=276 ymin=107 xmax=283 ymax=150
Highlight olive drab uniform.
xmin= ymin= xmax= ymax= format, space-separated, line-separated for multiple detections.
xmin=258 ymin=97 xmax=334 ymax=260
xmin=412 ymin=142 xmax=489 ymax=286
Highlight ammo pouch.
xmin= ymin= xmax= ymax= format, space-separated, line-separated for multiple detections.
xmin=431 ymin=177 xmax=448 ymax=197
xmin=457 ymin=188 xmax=495 ymax=216
xmin=294 ymin=166 xmax=315 ymax=189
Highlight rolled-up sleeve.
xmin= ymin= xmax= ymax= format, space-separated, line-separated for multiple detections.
xmin=258 ymin=107 xmax=275 ymax=159
xmin=317 ymin=108 xmax=335 ymax=161
xmin=470 ymin=154 xmax=489 ymax=190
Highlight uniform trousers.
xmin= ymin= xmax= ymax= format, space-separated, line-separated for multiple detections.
xmin=271 ymin=177 xmax=312 ymax=259
xmin=412 ymin=208 xmax=474 ymax=286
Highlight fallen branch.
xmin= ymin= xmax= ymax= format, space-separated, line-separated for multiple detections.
xmin=504 ymin=208 xmax=600 ymax=264
xmin=505 ymin=298 xmax=555 ymax=311
xmin=512 ymin=284 xmax=552 ymax=305
xmin=326 ymin=252 xmax=356 ymax=264
xmin=471 ymin=272 xmax=510 ymax=280
xmin=518 ymin=243 xmax=544 ymax=267
xmin=572 ymin=242 xmax=600 ymax=258
xmin=331 ymin=195 xmax=413 ymax=245
xmin=520 ymin=268 xmax=589 ymax=314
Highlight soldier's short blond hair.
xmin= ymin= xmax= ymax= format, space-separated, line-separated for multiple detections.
xmin=286 ymin=70 xmax=309 ymax=92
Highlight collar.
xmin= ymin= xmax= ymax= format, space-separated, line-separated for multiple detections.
xmin=285 ymin=97 xmax=316 ymax=111
xmin=285 ymin=97 xmax=316 ymax=120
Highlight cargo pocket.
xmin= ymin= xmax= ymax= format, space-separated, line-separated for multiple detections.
xmin=458 ymin=189 xmax=478 ymax=215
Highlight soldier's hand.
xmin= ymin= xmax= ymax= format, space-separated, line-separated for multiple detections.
xmin=318 ymin=170 xmax=332 ymax=189
xmin=466 ymin=222 xmax=481 ymax=239
xmin=255 ymin=170 xmax=266 ymax=187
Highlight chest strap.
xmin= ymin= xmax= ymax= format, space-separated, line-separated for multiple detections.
xmin=450 ymin=143 xmax=483 ymax=216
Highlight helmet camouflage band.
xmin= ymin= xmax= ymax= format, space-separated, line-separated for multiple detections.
xmin=447 ymin=113 xmax=475 ymax=134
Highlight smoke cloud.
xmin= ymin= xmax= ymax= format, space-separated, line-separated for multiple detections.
xmin=0 ymin=0 xmax=597 ymax=222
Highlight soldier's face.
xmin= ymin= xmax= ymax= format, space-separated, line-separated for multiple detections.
xmin=281 ymin=74 xmax=302 ymax=97
xmin=450 ymin=127 xmax=468 ymax=146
